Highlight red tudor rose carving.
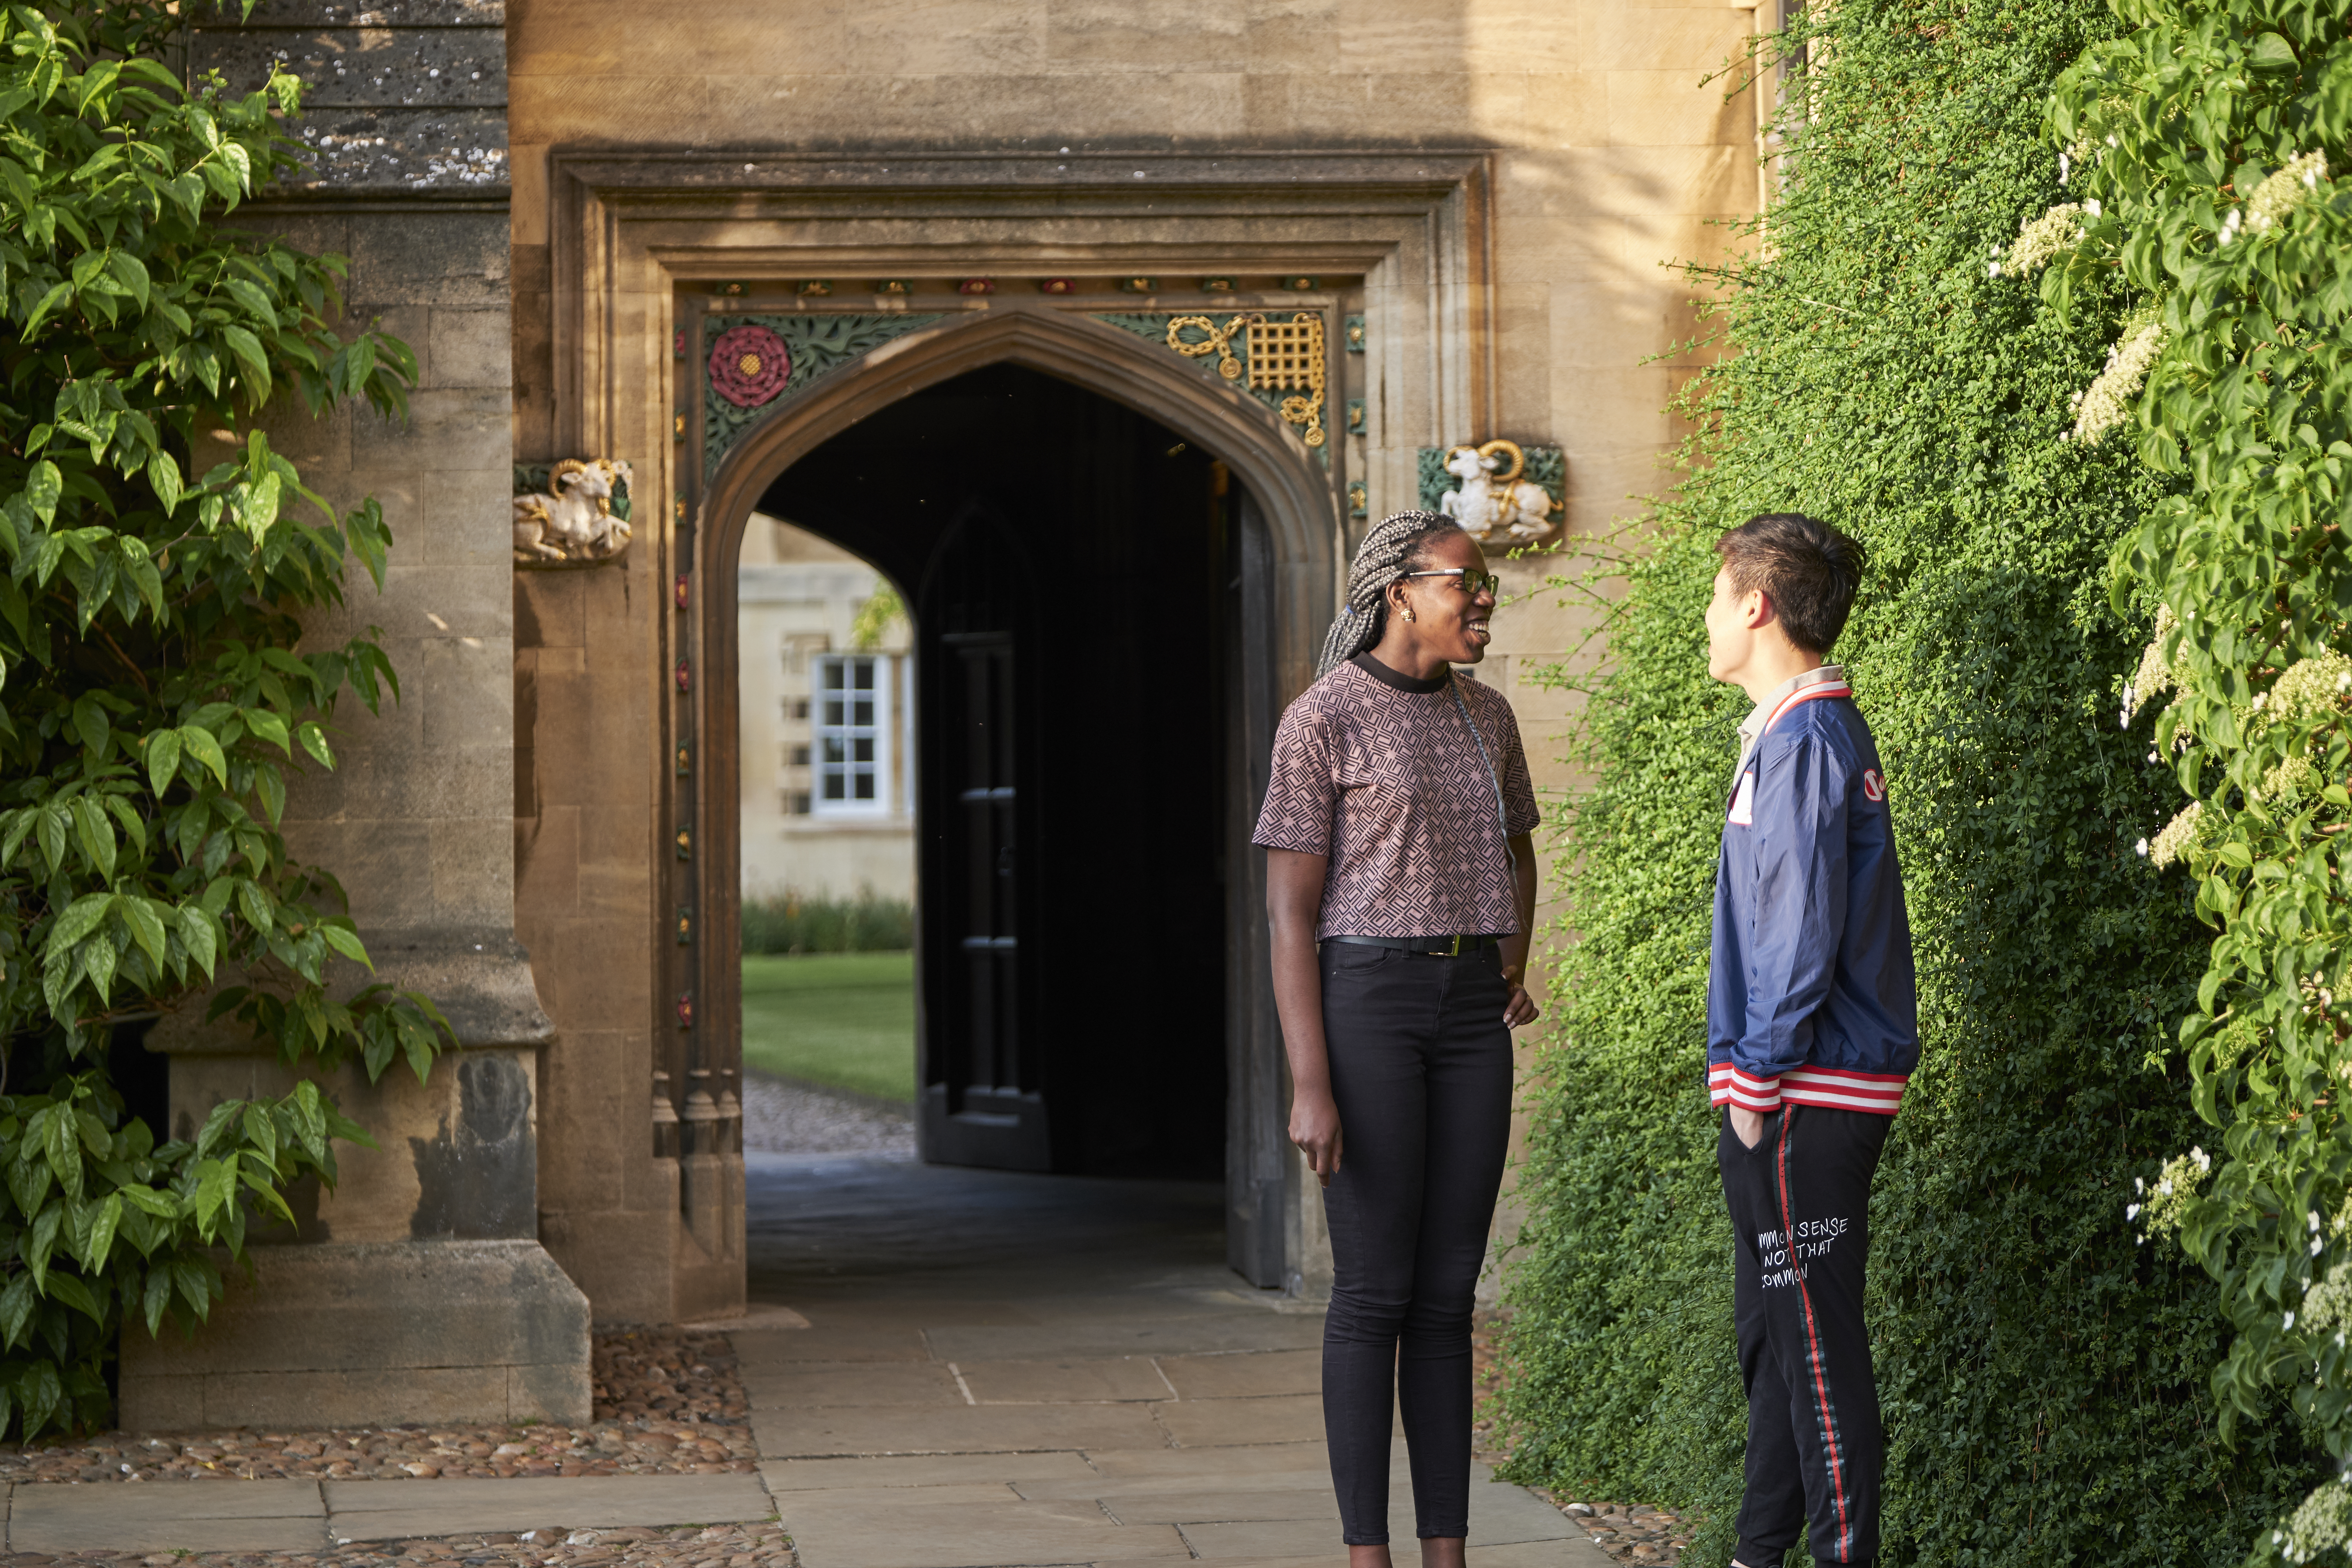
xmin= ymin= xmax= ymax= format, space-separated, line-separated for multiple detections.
xmin=709 ymin=324 xmax=791 ymax=407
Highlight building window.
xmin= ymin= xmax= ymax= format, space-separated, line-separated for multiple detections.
xmin=788 ymin=791 xmax=811 ymax=816
xmin=792 ymin=698 xmax=809 ymax=721
xmin=790 ymin=744 xmax=810 ymax=768
xmin=813 ymin=654 xmax=890 ymax=814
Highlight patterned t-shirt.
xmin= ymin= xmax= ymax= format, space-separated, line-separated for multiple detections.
xmin=1252 ymin=655 xmax=1542 ymax=939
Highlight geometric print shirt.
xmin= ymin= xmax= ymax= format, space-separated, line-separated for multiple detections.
xmin=1252 ymin=655 xmax=1542 ymax=940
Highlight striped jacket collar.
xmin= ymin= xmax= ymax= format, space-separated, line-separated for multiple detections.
xmin=1735 ymin=664 xmax=1847 ymax=776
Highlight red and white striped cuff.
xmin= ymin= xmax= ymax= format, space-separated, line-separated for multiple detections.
xmin=1709 ymin=1063 xmax=1906 ymax=1116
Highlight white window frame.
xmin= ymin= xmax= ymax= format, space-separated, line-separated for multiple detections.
xmin=811 ymin=653 xmax=893 ymax=817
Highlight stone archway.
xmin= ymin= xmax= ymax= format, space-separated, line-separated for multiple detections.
xmin=688 ymin=306 xmax=1338 ymax=1291
xmin=517 ymin=152 xmax=1489 ymax=1323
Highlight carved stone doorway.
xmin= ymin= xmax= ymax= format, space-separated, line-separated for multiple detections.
xmin=695 ymin=321 xmax=1325 ymax=1289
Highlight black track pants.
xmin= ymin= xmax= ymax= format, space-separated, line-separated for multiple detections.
xmin=1317 ymin=940 xmax=1514 ymax=1546
xmin=1717 ymin=1105 xmax=1890 ymax=1567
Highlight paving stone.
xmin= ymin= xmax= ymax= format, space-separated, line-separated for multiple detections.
xmin=1093 ymin=1485 xmax=1340 ymax=1525
xmin=8 ymin=1480 xmax=326 ymax=1553
xmin=953 ymin=1356 xmax=1176 ymax=1403
xmin=779 ymin=1494 xmax=1192 ymax=1568
xmin=321 ymin=1473 xmax=774 ymax=1539
xmin=1469 ymin=1541 xmax=1623 ymax=1567
xmin=1077 ymin=1439 xmax=1334 ymax=1481
xmin=729 ymin=1325 xmax=931 ymax=1365
xmin=1156 ymin=1348 xmax=1322 ymax=1399
xmin=739 ymin=1362 xmax=965 ymax=1408
xmin=922 ymin=1315 xmax=1325 ymax=1362
xmin=1189 ymin=1515 xmax=1377 ymax=1558
xmin=753 ymin=1400 xmax=1172 ymax=1457
xmin=759 ymin=1451 xmax=1102 ymax=1491
xmin=1151 ymin=1393 xmax=1327 ymax=1448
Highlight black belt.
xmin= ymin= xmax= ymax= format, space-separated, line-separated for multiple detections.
xmin=1324 ymin=934 xmax=1499 ymax=957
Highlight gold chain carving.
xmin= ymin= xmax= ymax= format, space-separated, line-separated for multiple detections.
xmin=1165 ymin=312 xmax=1327 ymax=448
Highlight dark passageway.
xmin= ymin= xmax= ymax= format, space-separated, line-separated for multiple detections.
xmin=760 ymin=364 xmax=1237 ymax=1180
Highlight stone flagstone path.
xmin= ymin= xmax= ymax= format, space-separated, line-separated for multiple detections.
xmin=2 ymin=1155 xmax=1607 ymax=1566
xmin=737 ymin=1152 xmax=1607 ymax=1568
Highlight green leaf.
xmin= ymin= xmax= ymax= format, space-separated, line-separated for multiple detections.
xmin=218 ymin=325 xmax=269 ymax=398
xmin=118 ymin=898 xmax=165 ymax=967
xmin=20 ymin=459 xmax=59 ymax=525
xmin=242 ymin=708 xmax=289 ymax=754
xmin=178 ymin=725 xmax=227 ymax=787
xmin=104 ymin=250 xmax=149 ymax=311
xmin=320 ymin=924 xmax=370 ymax=968
xmin=69 ymin=693 xmax=106 ymax=756
xmin=178 ymin=906 xmax=217 ymax=978
xmin=47 ymin=893 xmax=112 ymax=950
xmin=145 ymin=448 xmax=180 ymax=515
xmin=145 ymin=727 xmax=181 ymax=796
xmin=2249 ymin=31 xmax=2299 ymax=71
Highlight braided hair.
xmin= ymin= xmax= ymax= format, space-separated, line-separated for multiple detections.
xmin=1313 ymin=510 xmax=1466 ymax=680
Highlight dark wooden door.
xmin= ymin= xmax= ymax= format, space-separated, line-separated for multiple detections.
xmin=918 ymin=519 xmax=1049 ymax=1169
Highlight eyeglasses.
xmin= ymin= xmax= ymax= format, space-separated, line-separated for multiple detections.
xmin=1403 ymin=568 xmax=1501 ymax=598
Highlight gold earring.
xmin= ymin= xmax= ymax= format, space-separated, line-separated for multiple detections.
xmin=1403 ymin=609 xmax=1416 ymax=621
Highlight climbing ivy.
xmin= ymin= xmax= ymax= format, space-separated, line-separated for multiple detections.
xmin=0 ymin=2 xmax=448 ymax=1436
xmin=1497 ymin=0 xmax=2327 ymax=1562
xmin=2030 ymin=3 xmax=2352 ymax=1560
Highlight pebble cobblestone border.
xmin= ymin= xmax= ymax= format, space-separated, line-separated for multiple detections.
xmin=7 ymin=1520 xmax=792 ymax=1568
xmin=0 ymin=1331 xmax=754 ymax=1487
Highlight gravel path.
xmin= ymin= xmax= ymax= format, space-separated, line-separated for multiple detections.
xmin=739 ymin=1073 xmax=913 ymax=1159
xmin=0 ymin=1329 xmax=755 ymax=1486
xmin=23 ymin=1520 xmax=792 ymax=1568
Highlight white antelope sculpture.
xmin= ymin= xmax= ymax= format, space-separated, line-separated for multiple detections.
xmin=513 ymin=458 xmax=634 ymax=564
xmin=1437 ymin=440 xmax=1557 ymax=542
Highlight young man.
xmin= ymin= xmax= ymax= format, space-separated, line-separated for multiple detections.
xmin=1702 ymin=513 xmax=1917 ymax=1568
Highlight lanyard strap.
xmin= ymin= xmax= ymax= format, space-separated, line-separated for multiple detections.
xmin=1449 ymin=676 xmax=1516 ymax=882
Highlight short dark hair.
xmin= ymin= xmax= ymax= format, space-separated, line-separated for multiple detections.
xmin=1715 ymin=513 xmax=1865 ymax=658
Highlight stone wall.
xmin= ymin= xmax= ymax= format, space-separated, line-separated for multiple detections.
xmin=503 ymin=0 xmax=1763 ymax=1310
xmin=119 ymin=0 xmax=591 ymax=1430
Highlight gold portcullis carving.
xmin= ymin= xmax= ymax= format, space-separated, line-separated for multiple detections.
xmin=1165 ymin=312 xmax=1328 ymax=448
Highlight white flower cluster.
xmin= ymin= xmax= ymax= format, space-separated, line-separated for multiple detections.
xmin=2258 ymin=754 xmax=2321 ymax=802
xmin=2277 ymin=1477 xmax=2352 ymax=1565
xmin=2121 ymin=604 xmax=2180 ymax=726
xmin=2222 ymin=151 xmax=2331 ymax=244
xmin=2129 ymin=1148 xmax=2211 ymax=1242
xmin=2263 ymin=652 xmax=2352 ymax=724
xmin=1991 ymin=202 xmax=2098 ymax=278
xmin=2069 ymin=318 xmax=2165 ymax=444
xmin=2147 ymin=800 xmax=2202 ymax=868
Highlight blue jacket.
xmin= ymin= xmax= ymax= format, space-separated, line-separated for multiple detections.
xmin=1707 ymin=673 xmax=1917 ymax=1116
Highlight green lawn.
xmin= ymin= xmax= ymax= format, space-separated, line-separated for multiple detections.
xmin=739 ymin=951 xmax=916 ymax=1102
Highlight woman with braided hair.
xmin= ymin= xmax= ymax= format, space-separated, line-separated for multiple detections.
xmin=1253 ymin=511 xmax=1542 ymax=1566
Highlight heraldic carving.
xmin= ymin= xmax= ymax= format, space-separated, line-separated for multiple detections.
xmin=513 ymin=458 xmax=634 ymax=566
xmin=1419 ymin=440 xmax=1562 ymax=543
xmin=1164 ymin=312 xmax=1328 ymax=447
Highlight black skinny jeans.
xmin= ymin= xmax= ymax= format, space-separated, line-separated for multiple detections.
xmin=1318 ymin=939 xmax=1515 ymax=1545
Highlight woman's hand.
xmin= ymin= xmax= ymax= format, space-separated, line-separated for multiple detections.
xmin=1503 ymin=978 xmax=1539 ymax=1028
xmin=1290 ymin=1089 xmax=1344 ymax=1187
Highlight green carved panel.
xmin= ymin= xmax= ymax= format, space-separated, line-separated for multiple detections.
xmin=1415 ymin=443 xmax=1566 ymax=539
xmin=702 ymin=313 xmax=944 ymax=479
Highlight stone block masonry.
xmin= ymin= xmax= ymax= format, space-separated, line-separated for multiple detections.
xmin=118 ymin=0 xmax=591 ymax=1432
